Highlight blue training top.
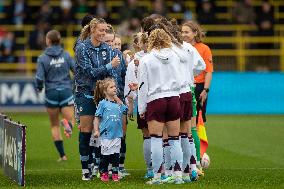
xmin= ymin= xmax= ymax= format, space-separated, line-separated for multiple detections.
xmin=74 ymin=38 xmax=114 ymax=96
xmin=95 ymin=99 xmax=128 ymax=140
xmin=35 ymin=45 xmax=75 ymax=91
xmin=111 ymin=49 xmax=127 ymax=100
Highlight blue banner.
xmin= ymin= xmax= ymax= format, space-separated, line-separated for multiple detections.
xmin=207 ymin=72 xmax=284 ymax=114
xmin=1 ymin=73 xmax=284 ymax=114
xmin=3 ymin=119 xmax=26 ymax=186
xmin=0 ymin=78 xmax=45 ymax=107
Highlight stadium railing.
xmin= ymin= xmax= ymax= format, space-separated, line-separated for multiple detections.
xmin=0 ymin=24 xmax=284 ymax=74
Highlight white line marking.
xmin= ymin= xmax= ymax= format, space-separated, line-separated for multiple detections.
xmin=26 ymin=167 xmax=284 ymax=172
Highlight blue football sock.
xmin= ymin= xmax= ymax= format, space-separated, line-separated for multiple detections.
xmin=79 ymin=132 xmax=91 ymax=172
xmin=54 ymin=140 xmax=65 ymax=158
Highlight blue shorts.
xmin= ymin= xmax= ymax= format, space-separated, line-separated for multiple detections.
xmin=75 ymin=93 xmax=97 ymax=117
xmin=45 ymin=88 xmax=74 ymax=108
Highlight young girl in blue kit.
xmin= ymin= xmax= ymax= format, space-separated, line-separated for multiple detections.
xmin=93 ymin=78 xmax=127 ymax=182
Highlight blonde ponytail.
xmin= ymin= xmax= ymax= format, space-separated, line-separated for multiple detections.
xmin=80 ymin=24 xmax=91 ymax=40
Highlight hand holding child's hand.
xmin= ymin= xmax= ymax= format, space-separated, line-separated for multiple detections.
xmin=129 ymin=83 xmax=138 ymax=91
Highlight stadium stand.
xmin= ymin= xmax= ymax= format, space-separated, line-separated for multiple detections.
xmin=0 ymin=0 xmax=284 ymax=74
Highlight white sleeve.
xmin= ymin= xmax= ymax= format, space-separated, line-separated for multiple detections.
xmin=128 ymin=64 xmax=138 ymax=84
xmin=138 ymin=60 xmax=148 ymax=115
xmin=124 ymin=65 xmax=131 ymax=98
xmin=192 ymin=48 xmax=206 ymax=76
xmin=124 ymin=61 xmax=139 ymax=97
xmin=124 ymin=61 xmax=134 ymax=96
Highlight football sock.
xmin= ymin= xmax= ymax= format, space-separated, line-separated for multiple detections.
xmin=188 ymin=136 xmax=197 ymax=171
xmin=180 ymin=133 xmax=191 ymax=172
xmin=163 ymin=139 xmax=171 ymax=175
xmin=119 ymin=137 xmax=126 ymax=166
xmin=168 ymin=136 xmax=183 ymax=177
xmin=143 ymin=137 xmax=152 ymax=171
xmin=94 ymin=146 xmax=101 ymax=167
xmin=100 ymin=155 xmax=110 ymax=174
xmin=191 ymin=126 xmax=201 ymax=162
xmin=54 ymin=140 xmax=65 ymax=158
xmin=89 ymin=145 xmax=94 ymax=171
xmin=151 ymin=135 xmax=163 ymax=178
xmin=79 ymin=132 xmax=91 ymax=172
xmin=111 ymin=153 xmax=120 ymax=174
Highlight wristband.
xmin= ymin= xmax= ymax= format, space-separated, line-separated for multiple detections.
xmin=203 ymin=88 xmax=209 ymax=93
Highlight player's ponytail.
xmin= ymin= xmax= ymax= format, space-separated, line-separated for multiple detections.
xmin=133 ymin=32 xmax=142 ymax=52
xmin=169 ymin=18 xmax=183 ymax=44
xmin=139 ymin=32 xmax=148 ymax=47
xmin=80 ymin=24 xmax=91 ymax=40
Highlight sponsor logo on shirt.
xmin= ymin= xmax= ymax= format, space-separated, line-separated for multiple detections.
xmin=50 ymin=57 xmax=65 ymax=67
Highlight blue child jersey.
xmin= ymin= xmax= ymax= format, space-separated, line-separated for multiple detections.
xmin=95 ymin=99 xmax=128 ymax=140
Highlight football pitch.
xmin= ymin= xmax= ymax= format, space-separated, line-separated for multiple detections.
xmin=0 ymin=113 xmax=284 ymax=188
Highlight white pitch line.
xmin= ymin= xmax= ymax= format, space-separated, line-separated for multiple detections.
xmin=26 ymin=167 xmax=284 ymax=172
xmin=26 ymin=168 xmax=144 ymax=172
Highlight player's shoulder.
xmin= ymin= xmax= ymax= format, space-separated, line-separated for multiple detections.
xmin=141 ymin=53 xmax=153 ymax=62
xmin=196 ymin=42 xmax=211 ymax=51
xmin=76 ymin=40 xmax=87 ymax=53
xmin=127 ymin=60 xmax=135 ymax=69
xmin=62 ymin=50 xmax=71 ymax=58
xmin=182 ymin=41 xmax=194 ymax=51
xmin=100 ymin=42 xmax=112 ymax=51
xmin=98 ymin=99 xmax=107 ymax=107
xmin=37 ymin=53 xmax=45 ymax=60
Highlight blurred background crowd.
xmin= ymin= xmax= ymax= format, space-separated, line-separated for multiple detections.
xmin=0 ymin=0 xmax=282 ymax=72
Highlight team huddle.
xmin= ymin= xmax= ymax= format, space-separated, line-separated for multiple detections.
xmin=35 ymin=13 xmax=213 ymax=185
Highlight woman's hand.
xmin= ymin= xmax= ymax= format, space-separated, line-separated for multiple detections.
xmin=199 ymin=90 xmax=208 ymax=106
xmin=129 ymin=83 xmax=138 ymax=91
xmin=111 ymin=55 xmax=121 ymax=68
xmin=93 ymin=130 xmax=100 ymax=138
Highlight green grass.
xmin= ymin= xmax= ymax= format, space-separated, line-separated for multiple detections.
xmin=1 ymin=113 xmax=284 ymax=188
